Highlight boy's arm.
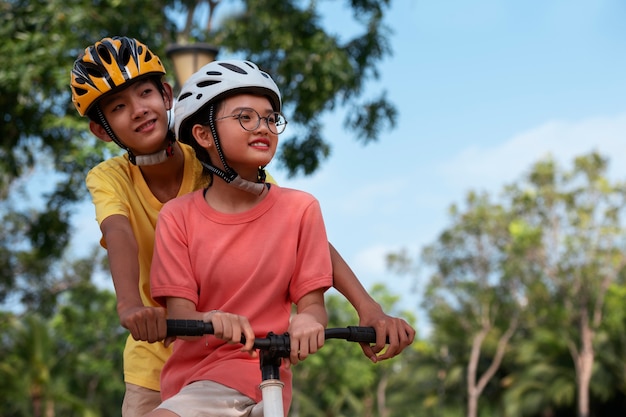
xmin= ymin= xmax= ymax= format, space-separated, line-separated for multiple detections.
xmin=288 ymin=289 xmax=327 ymax=366
xmin=101 ymin=214 xmax=167 ymax=343
xmin=329 ymin=243 xmax=415 ymax=362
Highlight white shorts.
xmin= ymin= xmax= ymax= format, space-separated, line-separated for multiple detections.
xmin=157 ymin=380 xmax=264 ymax=417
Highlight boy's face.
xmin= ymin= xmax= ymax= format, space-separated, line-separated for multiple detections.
xmin=89 ymin=79 xmax=173 ymax=154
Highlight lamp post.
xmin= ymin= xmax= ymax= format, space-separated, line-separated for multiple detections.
xmin=166 ymin=43 xmax=219 ymax=90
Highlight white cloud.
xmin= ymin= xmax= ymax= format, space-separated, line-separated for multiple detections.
xmin=440 ymin=112 xmax=626 ymax=193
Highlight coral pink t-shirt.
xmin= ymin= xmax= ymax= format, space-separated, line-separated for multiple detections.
xmin=151 ymin=184 xmax=332 ymax=411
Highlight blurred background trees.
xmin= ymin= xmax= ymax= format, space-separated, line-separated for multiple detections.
xmin=3 ymin=1 xmax=626 ymax=416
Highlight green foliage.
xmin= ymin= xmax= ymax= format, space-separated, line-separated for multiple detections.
xmin=0 ymin=284 xmax=126 ymax=416
xmin=390 ymin=151 xmax=626 ymax=416
xmin=0 ymin=0 xmax=397 ymax=308
xmin=0 ymin=0 xmax=175 ymax=308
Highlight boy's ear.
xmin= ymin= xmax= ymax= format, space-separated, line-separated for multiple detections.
xmin=89 ymin=120 xmax=113 ymax=142
xmin=162 ymin=82 xmax=174 ymax=110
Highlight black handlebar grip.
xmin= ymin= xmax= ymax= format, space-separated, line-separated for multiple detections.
xmin=166 ymin=319 xmax=214 ymax=337
xmin=345 ymin=326 xmax=377 ymax=343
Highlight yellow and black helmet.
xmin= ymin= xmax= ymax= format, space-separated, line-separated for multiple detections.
xmin=70 ymin=36 xmax=166 ymax=116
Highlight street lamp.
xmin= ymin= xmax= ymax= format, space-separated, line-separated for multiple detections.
xmin=166 ymin=43 xmax=219 ymax=90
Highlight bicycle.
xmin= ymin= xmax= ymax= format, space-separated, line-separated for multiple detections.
xmin=166 ymin=319 xmax=380 ymax=417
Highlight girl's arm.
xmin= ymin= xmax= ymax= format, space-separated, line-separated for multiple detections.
xmin=166 ymin=297 xmax=256 ymax=353
xmin=288 ymin=289 xmax=327 ymax=365
xmin=329 ymin=243 xmax=415 ymax=362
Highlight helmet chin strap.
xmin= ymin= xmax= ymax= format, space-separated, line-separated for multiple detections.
xmin=199 ymin=161 xmax=267 ymax=196
xmin=134 ymin=135 xmax=175 ymax=166
xmin=96 ymin=107 xmax=176 ymax=166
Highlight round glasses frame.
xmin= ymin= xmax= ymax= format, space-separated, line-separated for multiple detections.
xmin=216 ymin=108 xmax=288 ymax=135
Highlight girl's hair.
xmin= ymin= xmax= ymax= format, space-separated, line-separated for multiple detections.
xmin=179 ymin=100 xmax=225 ymax=180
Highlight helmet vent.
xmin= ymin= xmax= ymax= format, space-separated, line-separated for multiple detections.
xmin=73 ymin=87 xmax=88 ymax=97
xmin=198 ymin=80 xmax=220 ymax=88
xmin=219 ymin=62 xmax=248 ymax=74
xmin=97 ymin=44 xmax=113 ymax=65
xmin=84 ymin=62 xmax=104 ymax=78
xmin=178 ymin=92 xmax=193 ymax=101
xmin=120 ymin=45 xmax=131 ymax=67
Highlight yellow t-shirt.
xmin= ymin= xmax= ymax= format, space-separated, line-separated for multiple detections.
xmin=86 ymin=142 xmax=276 ymax=391
xmin=86 ymin=142 xmax=205 ymax=391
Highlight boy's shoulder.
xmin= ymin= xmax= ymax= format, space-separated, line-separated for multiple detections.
xmin=276 ymin=185 xmax=315 ymax=198
xmin=274 ymin=185 xmax=318 ymax=206
xmin=87 ymin=153 xmax=131 ymax=178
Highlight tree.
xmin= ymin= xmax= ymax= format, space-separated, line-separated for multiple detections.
xmin=1 ymin=0 xmax=397 ymax=310
xmin=0 ymin=0 xmax=176 ymax=310
xmin=414 ymin=190 xmax=532 ymax=417
xmin=211 ymin=0 xmax=397 ymax=176
xmin=503 ymin=153 xmax=626 ymax=417
xmin=390 ymin=151 xmax=626 ymax=417
xmin=0 ymin=255 xmax=126 ymax=417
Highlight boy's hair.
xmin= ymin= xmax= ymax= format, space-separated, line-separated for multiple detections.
xmin=70 ymin=36 xmax=166 ymax=117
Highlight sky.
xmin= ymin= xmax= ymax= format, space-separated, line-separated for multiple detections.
xmin=64 ymin=0 xmax=626 ymax=326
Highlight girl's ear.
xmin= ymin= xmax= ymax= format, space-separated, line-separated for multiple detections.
xmin=192 ymin=124 xmax=214 ymax=149
xmin=89 ymin=120 xmax=113 ymax=142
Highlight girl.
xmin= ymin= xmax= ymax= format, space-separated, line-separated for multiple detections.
xmin=147 ymin=60 xmax=332 ymax=417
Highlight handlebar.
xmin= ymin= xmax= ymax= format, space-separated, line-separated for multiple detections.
xmin=167 ymin=319 xmax=384 ymax=387
xmin=166 ymin=319 xmax=378 ymax=353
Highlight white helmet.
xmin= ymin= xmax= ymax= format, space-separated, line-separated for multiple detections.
xmin=174 ymin=59 xmax=281 ymax=142
xmin=174 ymin=59 xmax=282 ymax=196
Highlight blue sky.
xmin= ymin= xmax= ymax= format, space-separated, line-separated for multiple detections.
xmin=67 ymin=0 xmax=626 ymax=321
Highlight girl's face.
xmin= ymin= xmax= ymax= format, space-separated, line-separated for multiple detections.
xmin=96 ymin=79 xmax=172 ymax=153
xmin=210 ymin=94 xmax=279 ymax=175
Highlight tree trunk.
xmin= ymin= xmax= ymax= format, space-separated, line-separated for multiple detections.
xmin=467 ymin=390 xmax=479 ymax=417
xmin=576 ymin=313 xmax=594 ymax=417
xmin=467 ymin=314 xmax=518 ymax=417
xmin=467 ymin=327 xmax=487 ymax=417
xmin=377 ymin=373 xmax=390 ymax=417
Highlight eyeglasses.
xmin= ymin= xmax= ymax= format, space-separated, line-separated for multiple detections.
xmin=216 ymin=108 xmax=288 ymax=135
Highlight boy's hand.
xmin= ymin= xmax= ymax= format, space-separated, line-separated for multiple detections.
xmin=119 ymin=306 xmax=169 ymax=344
xmin=287 ymin=313 xmax=325 ymax=366
xmin=358 ymin=308 xmax=415 ymax=363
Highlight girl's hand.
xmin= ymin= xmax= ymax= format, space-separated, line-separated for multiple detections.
xmin=287 ymin=313 xmax=325 ymax=366
xmin=203 ymin=310 xmax=257 ymax=356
